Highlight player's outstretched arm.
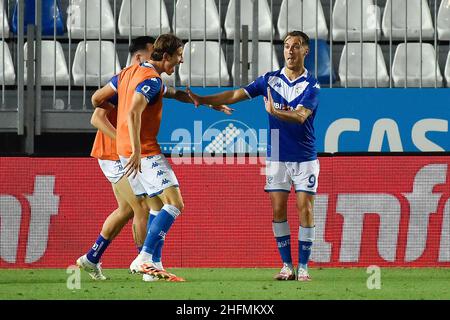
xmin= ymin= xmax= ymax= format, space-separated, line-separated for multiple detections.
xmin=90 ymin=106 xmax=116 ymax=140
xmin=164 ymin=86 xmax=194 ymax=103
xmin=124 ymin=92 xmax=147 ymax=179
xmin=264 ymin=88 xmax=312 ymax=124
xmin=164 ymin=86 xmax=234 ymax=115
xmin=186 ymin=87 xmax=249 ymax=108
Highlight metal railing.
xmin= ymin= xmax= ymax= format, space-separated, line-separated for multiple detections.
xmin=0 ymin=0 xmax=449 ymax=152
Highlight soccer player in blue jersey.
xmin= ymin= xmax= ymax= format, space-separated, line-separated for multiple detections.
xmin=187 ymin=31 xmax=319 ymax=281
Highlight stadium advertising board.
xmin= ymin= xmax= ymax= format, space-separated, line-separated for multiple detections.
xmin=160 ymin=88 xmax=450 ymax=153
xmin=0 ymin=156 xmax=449 ymax=268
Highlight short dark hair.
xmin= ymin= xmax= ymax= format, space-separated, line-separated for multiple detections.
xmin=151 ymin=33 xmax=184 ymax=61
xmin=129 ymin=36 xmax=156 ymax=56
xmin=283 ymin=31 xmax=309 ymax=47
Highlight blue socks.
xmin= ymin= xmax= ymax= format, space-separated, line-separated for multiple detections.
xmin=142 ymin=204 xmax=180 ymax=255
xmin=298 ymin=226 xmax=315 ymax=270
xmin=272 ymin=221 xmax=293 ymax=265
xmin=273 ymin=222 xmax=316 ymax=269
xmin=147 ymin=209 xmax=164 ymax=262
xmin=86 ymin=235 xmax=110 ymax=264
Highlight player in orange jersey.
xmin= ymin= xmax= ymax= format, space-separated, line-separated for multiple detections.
xmin=77 ymin=37 xmax=164 ymax=281
xmin=117 ymin=34 xmax=232 ymax=281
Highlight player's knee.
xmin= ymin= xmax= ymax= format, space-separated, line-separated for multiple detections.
xmin=297 ymin=200 xmax=313 ymax=215
xmin=117 ymin=206 xmax=134 ymax=220
xmin=139 ymin=197 xmax=150 ymax=212
xmin=299 ymin=207 xmax=314 ymax=221
xmin=167 ymin=200 xmax=184 ymax=213
xmin=163 ymin=195 xmax=184 ymax=212
xmin=272 ymin=206 xmax=287 ymax=221
xmin=272 ymin=202 xmax=286 ymax=214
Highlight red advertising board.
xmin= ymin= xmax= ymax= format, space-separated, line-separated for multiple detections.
xmin=0 ymin=156 xmax=449 ymax=268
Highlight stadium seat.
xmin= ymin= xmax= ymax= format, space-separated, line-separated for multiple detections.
xmin=332 ymin=0 xmax=381 ymax=41
xmin=382 ymin=0 xmax=434 ymax=40
xmin=304 ymin=39 xmax=336 ymax=84
xmin=24 ymin=40 xmax=69 ymax=85
xmin=174 ymin=0 xmax=221 ymax=40
xmin=66 ymin=0 xmax=115 ymax=39
xmin=339 ymin=43 xmax=389 ymax=87
xmin=277 ymin=0 xmax=328 ymax=40
xmin=118 ymin=0 xmax=170 ymax=37
xmin=231 ymin=42 xmax=280 ymax=84
xmin=224 ymin=0 xmax=274 ymax=40
xmin=12 ymin=0 xmax=64 ymax=36
xmin=0 ymin=41 xmax=15 ymax=85
xmin=392 ymin=43 xmax=443 ymax=87
xmin=72 ymin=41 xmax=121 ymax=86
xmin=438 ymin=0 xmax=450 ymax=40
xmin=444 ymin=50 xmax=450 ymax=87
xmin=179 ymin=41 xmax=229 ymax=86
xmin=0 ymin=1 xmax=10 ymax=38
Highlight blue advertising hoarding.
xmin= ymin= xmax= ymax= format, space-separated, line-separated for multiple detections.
xmin=159 ymin=88 xmax=450 ymax=154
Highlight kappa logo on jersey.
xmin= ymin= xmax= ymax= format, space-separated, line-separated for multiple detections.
xmin=161 ymin=178 xmax=170 ymax=185
xmin=268 ymin=76 xmax=310 ymax=103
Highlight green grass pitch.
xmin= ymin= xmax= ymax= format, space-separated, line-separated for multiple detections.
xmin=1 ymin=268 xmax=450 ymax=300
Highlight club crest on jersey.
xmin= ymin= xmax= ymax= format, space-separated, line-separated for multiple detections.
xmin=294 ymin=82 xmax=309 ymax=96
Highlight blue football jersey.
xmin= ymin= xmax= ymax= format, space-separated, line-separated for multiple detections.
xmin=136 ymin=62 xmax=167 ymax=104
xmin=136 ymin=77 xmax=165 ymax=104
xmin=107 ymin=74 xmax=119 ymax=106
xmin=244 ymin=68 xmax=320 ymax=162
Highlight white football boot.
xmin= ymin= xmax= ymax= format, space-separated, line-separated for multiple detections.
xmin=141 ymin=261 xmax=164 ymax=281
xmin=273 ymin=263 xmax=296 ymax=281
xmin=129 ymin=254 xmax=151 ymax=274
xmin=297 ymin=266 xmax=312 ymax=282
xmin=142 ymin=273 xmax=160 ymax=282
xmin=76 ymin=254 xmax=107 ymax=280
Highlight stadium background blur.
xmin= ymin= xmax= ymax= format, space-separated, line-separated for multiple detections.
xmin=0 ymin=0 xmax=450 ymax=299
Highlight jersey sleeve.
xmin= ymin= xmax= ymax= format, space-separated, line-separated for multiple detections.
xmin=108 ymin=74 xmax=119 ymax=92
xmin=135 ymin=77 xmax=163 ymax=104
xmin=299 ymin=82 xmax=320 ymax=111
xmin=243 ymin=74 xmax=267 ymax=99
xmin=108 ymin=93 xmax=118 ymax=107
